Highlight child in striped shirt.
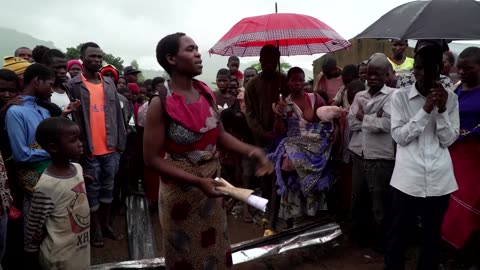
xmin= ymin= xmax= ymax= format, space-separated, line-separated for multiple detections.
xmin=25 ymin=117 xmax=90 ymax=270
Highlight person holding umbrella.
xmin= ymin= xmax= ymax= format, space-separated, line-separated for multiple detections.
xmin=244 ymin=44 xmax=289 ymax=233
xmin=385 ymin=40 xmax=459 ymax=270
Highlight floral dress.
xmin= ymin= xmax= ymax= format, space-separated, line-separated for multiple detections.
xmin=158 ymin=80 xmax=232 ymax=270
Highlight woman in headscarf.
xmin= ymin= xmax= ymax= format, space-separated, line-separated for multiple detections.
xmin=100 ymin=64 xmax=119 ymax=85
xmin=144 ymin=33 xmax=273 ymax=269
xmin=66 ymin=60 xmax=83 ymax=79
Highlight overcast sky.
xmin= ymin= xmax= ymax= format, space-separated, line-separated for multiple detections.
xmin=1 ymin=0 xmax=413 ymax=70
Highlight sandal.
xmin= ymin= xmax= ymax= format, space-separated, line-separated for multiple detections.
xmin=263 ymin=229 xmax=275 ymax=237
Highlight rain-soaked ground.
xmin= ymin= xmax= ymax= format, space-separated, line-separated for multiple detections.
xmin=91 ymin=202 xmax=470 ymax=270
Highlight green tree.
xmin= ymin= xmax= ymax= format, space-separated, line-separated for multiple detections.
xmin=65 ymin=45 xmax=81 ymax=60
xmin=250 ymin=62 xmax=292 ymax=73
xmin=130 ymin=60 xmax=145 ymax=82
xmin=65 ymin=43 xmax=124 ymax=71
xmin=130 ymin=59 xmax=139 ymax=69
xmin=104 ymin=54 xmax=124 ymax=71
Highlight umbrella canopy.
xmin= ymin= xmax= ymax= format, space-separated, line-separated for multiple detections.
xmin=209 ymin=13 xmax=351 ymax=57
xmin=355 ymin=0 xmax=480 ymax=40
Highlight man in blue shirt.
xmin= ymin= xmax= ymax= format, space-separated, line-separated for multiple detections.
xmin=6 ymin=64 xmax=53 ymax=165
xmin=5 ymin=63 xmax=54 ymax=240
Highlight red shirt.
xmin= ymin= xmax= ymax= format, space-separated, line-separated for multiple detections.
xmin=233 ymin=70 xmax=244 ymax=80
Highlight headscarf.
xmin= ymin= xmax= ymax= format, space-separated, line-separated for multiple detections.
xmin=127 ymin=83 xmax=140 ymax=94
xmin=67 ymin=60 xmax=83 ymax=72
xmin=2 ymin=56 xmax=30 ymax=76
xmin=100 ymin=64 xmax=119 ymax=84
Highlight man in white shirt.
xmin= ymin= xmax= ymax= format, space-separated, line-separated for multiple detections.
xmin=42 ymin=49 xmax=71 ymax=112
xmin=385 ymin=40 xmax=459 ymax=270
xmin=348 ymin=54 xmax=395 ymax=248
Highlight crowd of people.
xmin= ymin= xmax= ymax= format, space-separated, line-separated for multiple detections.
xmin=0 ymin=33 xmax=478 ymax=270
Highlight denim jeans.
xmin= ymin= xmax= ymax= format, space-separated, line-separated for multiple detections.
xmin=0 ymin=210 xmax=7 ymax=270
xmin=82 ymin=152 xmax=120 ymax=212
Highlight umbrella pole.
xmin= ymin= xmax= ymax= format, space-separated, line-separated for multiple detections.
xmin=275 ymin=3 xmax=281 ymax=73
xmin=274 ymin=3 xmax=282 ymax=99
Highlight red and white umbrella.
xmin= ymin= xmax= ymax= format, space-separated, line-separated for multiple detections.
xmin=209 ymin=13 xmax=351 ymax=57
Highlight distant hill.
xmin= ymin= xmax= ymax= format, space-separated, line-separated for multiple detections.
xmin=140 ymin=69 xmax=166 ymax=80
xmin=0 ymin=27 xmax=56 ymax=65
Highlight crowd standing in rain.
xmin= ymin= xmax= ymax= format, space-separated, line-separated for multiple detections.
xmin=0 ymin=20 xmax=479 ymax=270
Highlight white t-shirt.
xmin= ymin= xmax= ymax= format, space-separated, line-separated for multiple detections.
xmin=25 ymin=163 xmax=90 ymax=270
xmin=50 ymin=91 xmax=70 ymax=111
xmin=51 ymin=91 xmax=71 ymax=119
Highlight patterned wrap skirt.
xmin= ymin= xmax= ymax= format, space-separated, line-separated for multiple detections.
xmin=159 ymin=158 xmax=232 ymax=270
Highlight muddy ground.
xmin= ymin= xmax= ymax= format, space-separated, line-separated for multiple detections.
xmin=91 ymin=209 xmax=469 ymax=270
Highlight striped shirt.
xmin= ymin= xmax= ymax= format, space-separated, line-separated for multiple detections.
xmin=24 ymin=163 xmax=90 ymax=270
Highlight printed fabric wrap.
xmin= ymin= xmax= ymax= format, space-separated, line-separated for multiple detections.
xmin=17 ymin=160 xmax=51 ymax=194
xmin=268 ymin=97 xmax=334 ymax=196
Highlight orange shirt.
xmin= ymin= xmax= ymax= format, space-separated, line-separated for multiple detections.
xmin=82 ymin=75 xmax=114 ymax=156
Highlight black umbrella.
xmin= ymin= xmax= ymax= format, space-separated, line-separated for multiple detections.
xmin=355 ymin=0 xmax=480 ymax=40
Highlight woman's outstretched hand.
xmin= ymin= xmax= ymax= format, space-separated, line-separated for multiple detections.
xmin=198 ymin=178 xmax=226 ymax=198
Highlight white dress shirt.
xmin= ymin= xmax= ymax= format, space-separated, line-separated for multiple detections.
xmin=390 ymin=85 xmax=459 ymax=198
xmin=348 ymin=85 xmax=396 ymax=160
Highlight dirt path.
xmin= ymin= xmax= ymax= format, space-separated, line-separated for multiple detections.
xmin=91 ymin=211 xmax=467 ymax=269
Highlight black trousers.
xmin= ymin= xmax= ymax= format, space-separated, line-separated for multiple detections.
xmin=351 ymin=153 xmax=394 ymax=246
xmin=385 ymin=187 xmax=450 ymax=270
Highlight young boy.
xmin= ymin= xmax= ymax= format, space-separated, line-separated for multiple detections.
xmin=348 ymin=54 xmax=395 ymax=248
xmin=227 ymin=56 xmax=243 ymax=86
xmin=333 ymin=64 xmax=360 ymax=107
xmin=25 ymin=117 xmax=90 ymax=270
xmin=346 ymin=79 xmax=366 ymax=109
xmin=228 ymin=79 xmax=240 ymax=97
xmin=214 ymin=68 xmax=236 ymax=108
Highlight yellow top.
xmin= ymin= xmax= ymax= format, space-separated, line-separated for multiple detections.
xmin=388 ymin=57 xmax=414 ymax=76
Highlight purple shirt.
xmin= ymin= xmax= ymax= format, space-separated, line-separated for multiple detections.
xmin=455 ymin=85 xmax=480 ymax=140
